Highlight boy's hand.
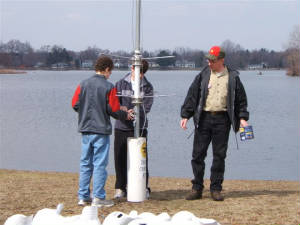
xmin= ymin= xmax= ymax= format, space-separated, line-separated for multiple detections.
xmin=127 ymin=109 xmax=135 ymax=120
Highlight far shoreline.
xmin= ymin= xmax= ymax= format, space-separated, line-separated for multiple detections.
xmin=0 ymin=68 xmax=26 ymax=74
xmin=0 ymin=67 xmax=286 ymax=74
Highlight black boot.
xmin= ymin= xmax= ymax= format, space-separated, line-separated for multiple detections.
xmin=185 ymin=189 xmax=202 ymax=200
xmin=210 ymin=191 xmax=224 ymax=201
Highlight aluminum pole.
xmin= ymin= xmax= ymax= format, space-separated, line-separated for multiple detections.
xmin=133 ymin=0 xmax=142 ymax=138
xmin=135 ymin=0 xmax=141 ymax=52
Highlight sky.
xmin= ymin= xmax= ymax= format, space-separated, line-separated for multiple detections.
xmin=0 ymin=0 xmax=299 ymax=53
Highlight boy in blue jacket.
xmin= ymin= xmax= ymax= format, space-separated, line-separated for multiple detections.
xmin=72 ymin=56 xmax=133 ymax=207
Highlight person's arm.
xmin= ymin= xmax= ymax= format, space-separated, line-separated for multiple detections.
xmin=107 ymin=87 xmax=133 ymax=121
xmin=115 ymin=80 xmax=123 ymax=106
xmin=180 ymin=73 xmax=201 ymax=124
xmin=143 ymin=84 xmax=154 ymax=114
xmin=71 ymin=85 xmax=81 ymax=112
xmin=235 ymin=76 xmax=249 ymax=127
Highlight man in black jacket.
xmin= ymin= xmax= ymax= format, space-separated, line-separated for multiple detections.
xmin=180 ymin=46 xmax=249 ymax=201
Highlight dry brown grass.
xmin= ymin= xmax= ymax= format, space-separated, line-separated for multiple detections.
xmin=0 ymin=169 xmax=299 ymax=225
xmin=0 ymin=69 xmax=26 ymax=74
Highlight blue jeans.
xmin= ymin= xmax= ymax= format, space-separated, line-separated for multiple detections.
xmin=78 ymin=133 xmax=110 ymax=200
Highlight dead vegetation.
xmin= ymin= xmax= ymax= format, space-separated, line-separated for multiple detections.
xmin=0 ymin=169 xmax=299 ymax=225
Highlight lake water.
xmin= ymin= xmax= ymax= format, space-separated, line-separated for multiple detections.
xmin=0 ymin=70 xmax=299 ymax=181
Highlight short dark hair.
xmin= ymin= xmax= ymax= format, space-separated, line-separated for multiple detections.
xmin=133 ymin=59 xmax=149 ymax=74
xmin=94 ymin=56 xmax=114 ymax=72
xmin=141 ymin=59 xmax=149 ymax=74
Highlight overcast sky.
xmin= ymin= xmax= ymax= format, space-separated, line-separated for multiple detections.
xmin=1 ymin=0 xmax=299 ymax=52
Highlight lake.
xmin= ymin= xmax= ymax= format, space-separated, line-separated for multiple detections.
xmin=0 ymin=69 xmax=299 ymax=181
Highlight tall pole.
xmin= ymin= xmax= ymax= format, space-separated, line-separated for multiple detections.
xmin=127 ymin=0 xmax=147 ymax=202
xmin=135 ymin=0 xmax=141 ymax=52
xmin=133 ymin=0 xmax=142 ymax=138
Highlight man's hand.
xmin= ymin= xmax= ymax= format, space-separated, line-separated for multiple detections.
xmin=127 ymin=109 xmax=135 ymax=120
xmin=180 ymin=118 xmax=188 ymax=130
xmin=240 ymin=119 xmax=249 ymax=127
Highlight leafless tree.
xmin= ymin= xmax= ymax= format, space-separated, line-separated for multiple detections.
xmin=286 ymin=25 xmax=300 ymax=76
xmin=221 ymin=40 xmax=246 ymax=69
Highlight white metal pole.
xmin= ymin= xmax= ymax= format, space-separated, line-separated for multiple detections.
xmin=127 ymin=0 xmax=146 ymax=203
xmin=135 ymin=0 xmax=141 ymax=52
xmin=133 ymin=0 xmax=142 ymax=138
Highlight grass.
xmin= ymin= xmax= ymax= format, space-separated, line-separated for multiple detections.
xmin=0 ymin=169 xmax=299 ymax=225
xmin=0 ymin=69 xmax=26 ymax=74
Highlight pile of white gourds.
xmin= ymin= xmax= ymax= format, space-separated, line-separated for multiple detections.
xmin=4 ymin=204 xmax=221 ymax=225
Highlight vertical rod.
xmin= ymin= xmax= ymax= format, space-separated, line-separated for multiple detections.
xmin=135 ymin=0 xmax=141 ymax=52
xmin=133 ymin=0 xmax=142 ymax=138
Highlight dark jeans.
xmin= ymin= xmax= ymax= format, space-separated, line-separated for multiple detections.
xmin=114 ymin=129 xmax=149 ymax=191
xmin=191 ymin=112 xmax=231 ymax=192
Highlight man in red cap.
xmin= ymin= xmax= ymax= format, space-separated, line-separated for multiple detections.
xmin=180 ymin=46 xmax=249 ymax=201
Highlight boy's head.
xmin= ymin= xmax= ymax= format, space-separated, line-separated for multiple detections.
xmin=131 ymin=59 xmax=149 ymax=78
xmin=95 ymin=56 xmax=114 ymax=73
xmin=140 ymin=59 xmax=149 ymax=74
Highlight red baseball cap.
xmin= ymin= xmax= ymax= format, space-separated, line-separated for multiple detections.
xmin=206 ymin=46 xmax=225 ymax=60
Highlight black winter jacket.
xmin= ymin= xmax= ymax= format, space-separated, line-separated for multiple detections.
xmin=72 ymin=74 xmax=127 ymax=135
xmin=181 ymin=66 xmax=249 ymax=132
xmin=114 ymin=73 xmax=154 ymax=131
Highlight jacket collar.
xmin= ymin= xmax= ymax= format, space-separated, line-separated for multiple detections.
xmin=93 ymin=74 xmax=106 ymax=79
xmin=202 ymin=65 xmax=239 ymax=76
xmin=124 ymin=72 xmax=147 ymax=87
xmin=225 ymin=65 xmax=239 ymax=76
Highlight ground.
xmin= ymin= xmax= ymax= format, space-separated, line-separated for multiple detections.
xmin=0 ymin=170 xmax=299 ymax=225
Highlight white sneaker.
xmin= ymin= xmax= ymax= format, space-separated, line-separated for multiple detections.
xmin=92 ymin=197 xmax=114 ymax=208
xmin=78 ymin=198 xmax=92 ymax=206
xmin=114 ymin=189 xmax=126 ymax=199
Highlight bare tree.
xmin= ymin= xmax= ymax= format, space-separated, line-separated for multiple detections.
xmin=286 ymin=25 xmax=300 ymax=76
xmin=79 ymin=46 xmax=102 ymax=61
xmin=221 ymin=40 xmax=246 ymax=69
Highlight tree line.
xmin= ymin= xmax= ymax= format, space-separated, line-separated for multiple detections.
xmin=0 ymin=26 xmax=299 ymax=76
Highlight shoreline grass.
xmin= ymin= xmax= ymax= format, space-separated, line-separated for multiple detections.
xmin=0 ymin=169 xmax=299 ymax=225
xmin=0 ymin=69 xmax=26 ymax=74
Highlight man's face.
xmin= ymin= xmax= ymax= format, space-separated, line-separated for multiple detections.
xmin=131 ymin=66 xmax=144 ymax=79
xmin=207 ymin=58 xmax=224 ymax=72
xmin=103 ymin=68 xmax=112 ymax=79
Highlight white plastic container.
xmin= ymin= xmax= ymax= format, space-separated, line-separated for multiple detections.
xmin=4 ymin=214 xmax=33 ymax=225
xmin=102 ymin=211 xmax=134 ymax=225
xmin=127 ymin=137 xmax=147 ymax=202
xmin=31 ymin=204 xmax=64 ymax=225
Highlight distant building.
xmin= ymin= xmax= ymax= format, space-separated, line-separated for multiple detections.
xmin=34 ymin=62 xmax=45 ymax=68
xmin=114 ymin=62 xmax=126 ymax=68
xmin=175 ymin=60 xmax=196 ymax=68
xmin=51 ymin=63 xmax=69 ymax=69
xmin=149 ymin=62 xmax=160 ymax=68
xmin=248 ymin=62 xmax=268 ymax=70
xmin=81 ymin=60 xmax=94 ymax=69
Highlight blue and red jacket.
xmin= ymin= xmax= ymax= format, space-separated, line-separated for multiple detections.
xmin=72 ymin=74 xmax=127 ymax=135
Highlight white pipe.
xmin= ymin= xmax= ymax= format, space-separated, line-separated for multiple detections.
xmin=127 ymin=137 xmax=147 ymax=202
